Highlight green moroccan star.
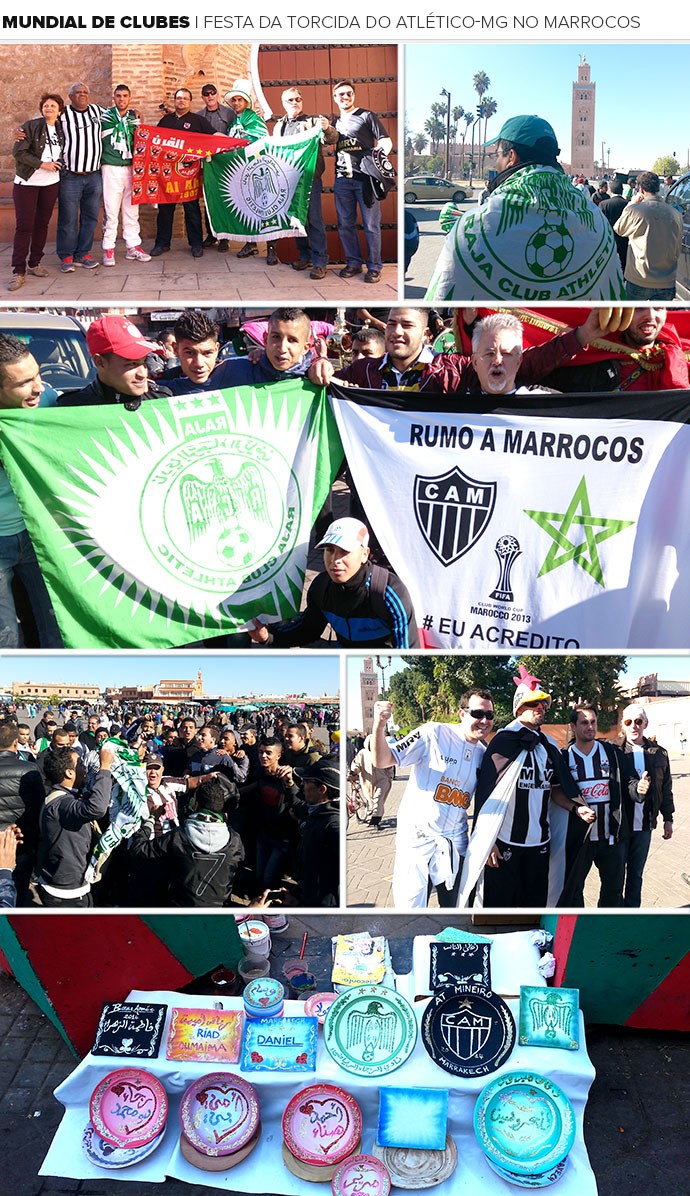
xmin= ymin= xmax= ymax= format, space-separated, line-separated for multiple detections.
xmin=524 ymin=476 xmax=634 ymax=587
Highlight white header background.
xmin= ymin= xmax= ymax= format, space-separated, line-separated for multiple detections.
xmin=0 ymin=3 xmax=685 ymax=43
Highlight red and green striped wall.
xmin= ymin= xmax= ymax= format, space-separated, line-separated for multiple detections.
xmin=0 ymin=915 xmax=243 ymax=1056
xmin=544 ymin=914 xmax=690 ymax=1031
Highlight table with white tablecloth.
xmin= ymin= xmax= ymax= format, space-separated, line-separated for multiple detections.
xmin=41 ymin=933 xmax=597 ymax=1194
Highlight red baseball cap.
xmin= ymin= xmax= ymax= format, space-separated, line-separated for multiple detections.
xmin=86 ymin=316 xmax=159 ymax=359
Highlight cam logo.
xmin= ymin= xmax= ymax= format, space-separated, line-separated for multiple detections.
xmin=440 ymin=1009 xmax=491 ymax=1060
xmin=414 ymin=468 xmax=496 ymax=566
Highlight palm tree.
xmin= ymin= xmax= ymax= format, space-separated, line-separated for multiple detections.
xmin=472 ymin=72 xmax=490 ymax=175
xmin=480 ymin=97 xmax=498 ymax=177
xmin=413 ymin=132 xmax=428 ymax=155
xmin=424 ymin=117 xmax=445 ymax=156
xmin=473 ymin=70 xmax=490 ymax=104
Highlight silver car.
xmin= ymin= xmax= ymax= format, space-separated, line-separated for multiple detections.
xmin=404 ymin=175 xmax=468 ymax=204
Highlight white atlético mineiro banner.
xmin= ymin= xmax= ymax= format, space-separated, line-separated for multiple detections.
xmin=330 ymin=386 xmax=690 ymax=650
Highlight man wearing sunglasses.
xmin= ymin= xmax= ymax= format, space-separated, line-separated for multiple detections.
xmin=619 ymin=703 xmax=674 ymax=907
xmin=371 ymin=690 xmax=494 ymax=907
xmin=332 ymin=80 xmax=392 ymax=284
xmin=458 ymin=666 xmax=590 ymax=909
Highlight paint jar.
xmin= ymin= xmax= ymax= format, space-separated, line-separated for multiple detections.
xmin=262 ymin=913 xmax=289 ymax=934
xmin=238 ymin=919 xmax=271 ymax=956
xmin=238 ymin=955 xmax=271 ymax=984
xmin=282 ymin=956 xmax=317 ymax=995
xmin=210 ymin=966 xmax=240 ymax=996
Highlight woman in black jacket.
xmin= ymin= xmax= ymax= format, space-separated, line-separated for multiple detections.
xmin=10 ymin=93 xmax=65 ymax=292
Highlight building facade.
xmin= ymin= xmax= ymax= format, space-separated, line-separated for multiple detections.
xmin=571 ymin=55 xmax=596 ymax=177
xmin=12 ymin=681 xmax=100 ymax=701
xmin=359 ymin=657 xmax=379 ymax=735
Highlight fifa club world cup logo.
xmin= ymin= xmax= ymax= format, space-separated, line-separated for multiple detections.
xmin=489 ymin=535 xmax=521 ymax=603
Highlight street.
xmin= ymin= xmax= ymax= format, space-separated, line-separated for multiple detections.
xmin=405 ymin=196 xmax=477 ymax=298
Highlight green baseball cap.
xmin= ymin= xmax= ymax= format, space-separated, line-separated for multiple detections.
xmin=486 ymin=115 xmax=559 ymax=153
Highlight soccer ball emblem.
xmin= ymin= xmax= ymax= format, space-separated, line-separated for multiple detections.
xmin=216 ymin=528 xmax=253 ymax=567
xmin=525 ymin=219 xmax=574 ymax=278
xmin=496 ymin=535 xmax=521 ymax=557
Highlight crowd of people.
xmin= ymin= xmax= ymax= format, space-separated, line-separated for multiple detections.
xmin=371 ymin=676 xmax=674 ymax=912
xmin=10 ymin=76 xmax=393 ymax=291
xmin=1 ymin=300 xmax=689 ymax=650
xmin=423 ymin=113 xmax=685 ymax=303
xmin=0 ymin=700 xmax=340 ymax=909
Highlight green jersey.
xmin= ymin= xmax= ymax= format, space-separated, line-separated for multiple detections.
xmin=101 ymin=106 xmax=138 ymax=166
xmin=225 ymin=107 xmax=268 ymax=143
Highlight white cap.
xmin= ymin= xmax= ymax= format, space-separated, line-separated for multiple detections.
xmin=316 ymin=518 xmax=370 ymax=553
xmin=224 ymin=78 xmax=252 ymax=104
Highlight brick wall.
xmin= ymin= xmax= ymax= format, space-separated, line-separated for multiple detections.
xmin=0 ymin=43 xmax=252 ymax=183
xmin=1 ymin=44 xmax=112 ymax=180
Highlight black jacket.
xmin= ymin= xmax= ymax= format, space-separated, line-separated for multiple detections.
xmin=36 ymin=770 xmax=112 ymax=890
xmin=296 ymin=799 xmax=339 ymax=906
xmin=252 ymin=768 xmax=300 ymax=842
xmin=270 ymin=563 xmax=419 ymax=649
xmin=13 ymin=117 xmax=65 ymax=182
xmin=0 ymin=750 xmax=45 ymax=852
xmin=622 ymin=738 xmax=674 ymax=831
xmin=129 ymin=816 xmax=244 ymax=906
xmin=57 ymin=377 xmax=172 ymax=408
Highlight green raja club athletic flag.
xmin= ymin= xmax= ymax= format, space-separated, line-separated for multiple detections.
xmin=203 ymin=125 xmax=321 ymax=241
xmin=0 ymin=382 xmax=342 ymax=648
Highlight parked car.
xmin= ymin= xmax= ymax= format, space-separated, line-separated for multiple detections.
xmin=0 ymin=312 xmax=95 ymax=397
xmin=404 ymin=175 xmax=468 ymax=204
xmin=666 ymin=171 xmax=690 ymax=300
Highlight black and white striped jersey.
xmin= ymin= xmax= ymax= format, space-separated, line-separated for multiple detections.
xmin=61 ymin=105 xmax=103 ymax=172
xmin=565 ymin=741 xmax=613 ymax=843
xmin=498 ymin=742 xmax=554 ymax=847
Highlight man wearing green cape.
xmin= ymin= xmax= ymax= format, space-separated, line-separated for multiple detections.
xmin=425 ymin=114 xmax=625 ymax=304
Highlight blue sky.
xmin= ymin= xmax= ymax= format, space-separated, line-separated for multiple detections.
xmin=1 ymin=655 xmax=340 ymax=699
xmin=406 ymin=44 xmax=690 ymax=173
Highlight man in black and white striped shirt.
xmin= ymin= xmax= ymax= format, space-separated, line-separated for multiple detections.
xmin=470 ymin=669 xmax=591 ymax=907
xmin=56 ymin=82 xmax=103 ymax=273
xmin=563 ymin=704 xmax=639 ymax=907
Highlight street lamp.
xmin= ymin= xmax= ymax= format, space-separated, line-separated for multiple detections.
xmin=441 ymin=88 xmax=451 ymax=179
xmin=376 ymin=655 xmax=392 ymax=700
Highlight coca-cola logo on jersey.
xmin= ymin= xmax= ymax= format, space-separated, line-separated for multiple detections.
xmin=580 ymin=782 xmax=610 ymax=801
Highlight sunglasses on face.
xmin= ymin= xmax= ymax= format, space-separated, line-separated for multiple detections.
xmin=468 ymin=709 xmax=495 ymax=720
xmin=623 ymin=718 xmax=645 ymax=726
xmin=523 ymin=699 xmax=547 ymax=708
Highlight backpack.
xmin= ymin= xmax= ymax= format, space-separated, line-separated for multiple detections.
xmin=367 ymin=563 xmax=393 ymax=623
